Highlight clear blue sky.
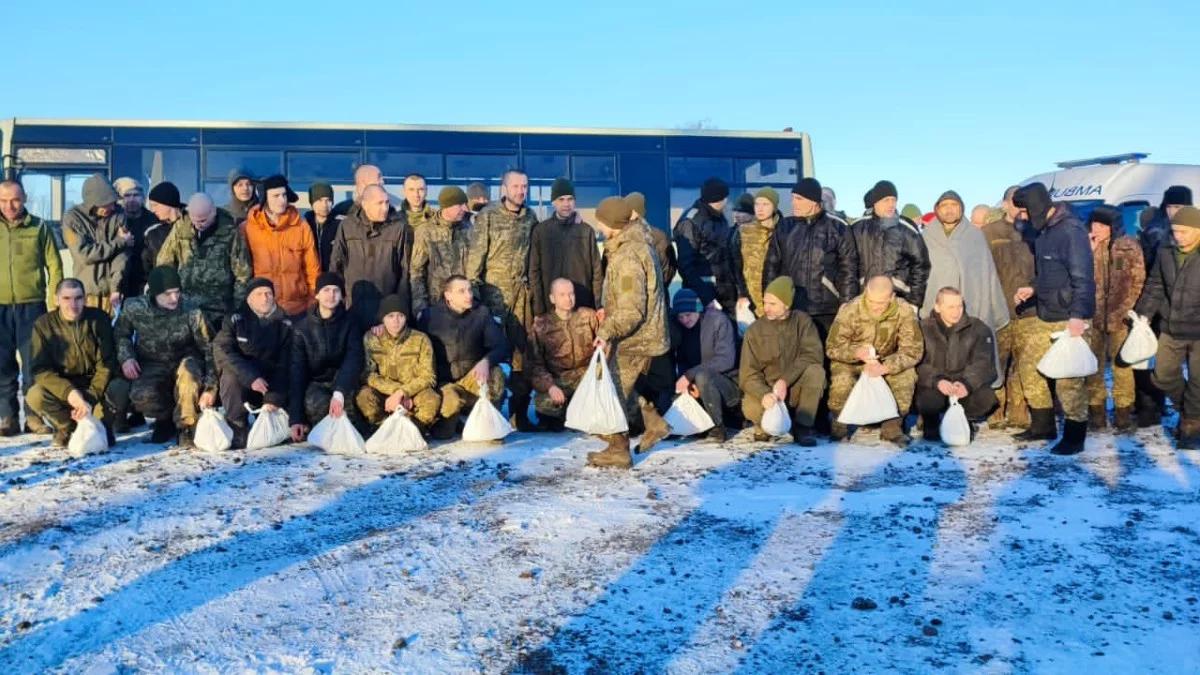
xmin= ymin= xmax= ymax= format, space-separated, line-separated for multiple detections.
xmin=9 ymin=0 xmax=1199 ymax=212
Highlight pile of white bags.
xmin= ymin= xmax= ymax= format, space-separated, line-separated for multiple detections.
xmin=194 ymin=408 xmax=234 ymax=452
xmin=1120 ymin=311 xmax=1158 ymax=365
xmin=663 ymin=394 xmax=714 ymax=436
xmin=365 ymin=407 xmax=428 ymax=455
xmin=245 ymin=404 xmax=290 ymax=450
xmin=462 ymin=381 xmax=512 ymax=442
xmin=1037 ymin=329 xmax=1098 ymax=379
xmin=939 ymin=397 xmax=972 ymax=446
xmin=564 ymin=350 xmax=629 ymax=435
xmin=309 ymin=414 xmax=366 ymax=454
xmin=67 ymin=413 xmax=108 ymax=458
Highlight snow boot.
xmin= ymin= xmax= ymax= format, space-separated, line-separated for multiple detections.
xmin=637 ymin=402 xmax=671 ymax=453
xmin=1177 ymin=418 xmax=1200 ymax=450
xmin=752 ymin=427 xmax=772 ymax=442
xmin=829 ymin=416 xmax=849 ymax=442
xmin=1113 ymin=407 xmax=1136 ymax=433
xmin=791 ymin=424 xmax=818 ymax=447
xmin=104 ymin=422 xmax=116 ymax=448
xmin=1014 ymin=408 xmax=1057 ymax=442
xmin=1087 ymin=405 xmax=1107 ymax=431
xmin=587 ymin=433 xmax=632 ymax=469
xmin=706 ymin=426 xmax=728 ymax=443
xmin=51 ymin=426 xmax=71 ymax=448
xmin=880 ymin=417 xmax=910 ymax=448
xmin=229 ymin=424 xmax=248 ymax=450
xmin=24 ymin=411 xmax=51 ymax=435
xmin=1050 ymin=419 xmax=1087 ymax=455
xmin=151 ymin=418 xmax=176 ymax=444
xmin=431 ymin=417 xmax=457 ymax=440
xmin=178 ymin=425 xmax=196 ymax=449
xmin=922 ymin=414 xmax=942 ymax=443
xmin=0 ymin=417 xmax=18 ymax=436
xmin=1135 ymin=391 xmax=1162 ymax=428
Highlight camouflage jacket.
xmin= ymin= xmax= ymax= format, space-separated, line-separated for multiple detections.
xmin=465 ymin=199 xmax=538 ymax=318
xmin=1093 ymin=235 xmax=1146 ymax=333
xmin=737 ymin=212 xmax=780 ymax=316
xmin=404 ymin=202 xmax=439 ymax=232
xmin=528 ymin=308 xmax=599 ymax=393
xmin=410 ymin=213 xmax=471 ymax=318
xmin=826 ymin=295 xmax=924 ymax=373
xmin=156 ymin=208 xmax=252 ymax=317
xmin=362 ymin=327 xmax=437 ymax=398
xmin=598 ymin=224 xmax=669 ymax=358
xmin=114 ymin=295 xmax=216 ymax=390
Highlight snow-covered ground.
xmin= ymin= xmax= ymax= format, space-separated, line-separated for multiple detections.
xmin=0 ymin=422 xmax=1197 ymax=673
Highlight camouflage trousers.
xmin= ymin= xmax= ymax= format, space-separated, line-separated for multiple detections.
xmin=26 ymin=380 xmax=110 ymax=431
xmin=106 ymin=357 xmax=205 ymax=427
xmin=991 ymin=320 xmax=1030 ymax=427
xmin=440 ymin=366 xmax=507 ymax=419
xmin=532 ymin=370 xmax=586 ymax=419
xmin=1016 ymin=318 xmax=1088 ymax=422
xmin=827 ymin=362 xmax=917 ymax=417
xmin=609 ymin=346 xmax=653 ymax=432
xmin=356 ymin=385 xmax=441 ymax=428
xmin=742 ymin=363 xmax=826 ymax=431
xmin=1086 ymin=325 xmax=1134 ymax=409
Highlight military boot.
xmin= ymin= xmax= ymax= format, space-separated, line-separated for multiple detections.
xmin=587 ymin=433 xmax=632 ymax=469
xmin=1177 ymin=418 xmax=1200 ymax=450
xmin=1050 ymin=419 xmax=1088 ymax=455
xmin=638 ymin=402 xmax=671 ymax=453
xmin=1087 ymin=405 xmax=1107 ymax=431
xmin=1014 ymin=408 xmax=1057 ymax=442
xmin=151 ymin=418 xmax=176 ymax=444
xmin=1113 ymin=407 xmax=1136 ymax=433
xmin=880 ymin=417 xmax=911 ymax=448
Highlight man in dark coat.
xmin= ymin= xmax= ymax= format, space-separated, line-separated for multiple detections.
xmin=288 ymin=272 xmax=364 ymax=441
xmin=113 ymin=177 xmax=158 ymax=298
xmin=529 ymin=178 xmax=603 ymax=316
xmin=916 ymin=287 xmax=999 ymax=442
xmin=852 ymin=180 xmax=930 ymax=306
xmin=304 ymin=182 xmax=339 ymax=272
xmin=330 ymin=184 xmax=413 ymax=330
xmin=670 ymin=288 xmax=740 ymax=442
xmin=673 ymin=177 xmax=747 ymax=317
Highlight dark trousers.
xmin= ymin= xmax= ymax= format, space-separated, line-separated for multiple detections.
xmin=915 ymin=384 xmax=997 ymax=420
xmin=811 ymin=313 xmax=836 ymax=431
xmin=0 ymin=302 xmax=46 ymax=420
xmin=1153 ymin=333 xmax=1200 ymax=419
xmin=690 ymin=366 xmax=742 ymax=429
xmin=218 ymin=368 xmax=276 ymax=429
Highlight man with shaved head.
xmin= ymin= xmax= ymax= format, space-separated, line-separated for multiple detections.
xmin=401 ymin=173 xmax=437 ymax=231
xmin=331 ymin=182 xmax=413 ymax=328
xmin=332 ymin=164 xmax=385 ymax=219
xmin=156 ymin=192 xmax=253 ymax=328
xmin=970 ymin=204 xmax=992 ymax=229
xmin=527 ymin=277 xmax=599 ymax=431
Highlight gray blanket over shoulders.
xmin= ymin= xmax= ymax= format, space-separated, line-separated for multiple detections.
xmin=921 ymin=221 xmax=1011 ymax=334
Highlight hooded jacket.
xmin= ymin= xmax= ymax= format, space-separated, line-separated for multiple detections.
xmin=410 ymin=212 xmax=470 ymax=319
xmin=671 ymin=306 xmax=737 ymax=379
xmin=1032 ymin=205 xmax=1096 ymax=321
xmin=61 ymin=174 xmax=129 ymax=297
xmin=223 ymin=169 xmax=256 ymax=223
xmin=156 ymin=208 xmax=253 ymax=321
xmin=981 ymin=218 xmax=1036 ymax=319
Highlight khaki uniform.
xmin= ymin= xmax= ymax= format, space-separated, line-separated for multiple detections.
xmin=356 ymin=328 xmax=441 ymax=427
xmin=737 ymin=214 xmax=779 ymax=317
xmin=825 ymin=295 xmax=924 ymax=416
xmin=1016 ymin=319 xmax=1089 ymax=421
xmin=528 ymin=308 xmax=599 ymax=419
xmin=1086 ymin=236 xmax=1145 ymax=409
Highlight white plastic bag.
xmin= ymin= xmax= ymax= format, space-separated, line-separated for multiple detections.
xmin=68 ymin=413 xmax=108 ymax=458
xmin=1037 ymin=330 xmax=1098 ymax=379
xmin=194 ymin=408 xmax=233 ymax=452
xmin=736 ymin=303 xmax=756 ymax=338
xmin=939 ymin=397 xmax=972 ymax=446
xmin=1120 ymin=311 xmax=1158 ymax=365
xmin=1131 ymin=356 xmax=1153 ymax=371
xmin=245 ymin=404 xmax=290 ymax=450
xmin=761 ymin=400 xmax=791 ymax=437
xmin=366 ymin=407 xmax=427 ymax=455
xmin=837 ymin=372 xmax=900 ymax=426
xmin=663 ymin=394 xmax=714 ymax=436
xmin=462 ymin=381 xmax=513 ymax=442
xmin=565 ymin=350 xmax=629 ymax=435
xmin=309 ymin=414 xmax=366 ymax=454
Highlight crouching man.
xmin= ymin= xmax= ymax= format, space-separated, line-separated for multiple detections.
xmin=671 ymin=288 xmax=741 ymax=442
xmin=739 ymin=277 xmax=826 ymax=446
xmin=107 ymin=266 xmax=217 ymax=447
xmin=212 ymin=278 xmax=293 ymax=448
xmin=357 ymin=294 xmax=441 ymax=434
xmin=420 ymin=275 xmax=510 ymax=439
xmin=826 ymin=275 xmax=924 ymax=446
xmin=27 ymin=279 xmax=117 ymax=448
xmin=915 ymin=287 xmax=998 ymax=443
xmin=288 ymin=272 xmax=365 ymax=441
xmin=528 ymin=278 xmax=599 ymax=431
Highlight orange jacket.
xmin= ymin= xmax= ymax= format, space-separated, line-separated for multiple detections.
xmin=242 ymin=205 xmax=320 ymax=316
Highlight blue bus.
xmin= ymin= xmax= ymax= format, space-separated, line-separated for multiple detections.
xmin=0 ymin=118 xmax=813 ymax=229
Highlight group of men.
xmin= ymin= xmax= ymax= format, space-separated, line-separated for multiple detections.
xmin=1 ymin=162 xmax=1196 ymax=467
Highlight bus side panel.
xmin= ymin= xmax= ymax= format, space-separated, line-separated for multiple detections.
xmin=619 ymin=152 xmax=669 ymax=234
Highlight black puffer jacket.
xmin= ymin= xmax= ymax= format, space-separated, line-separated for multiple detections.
xmin=852 ymin=214 xmax=930 ymax=303
xmin=1136 ymin=244 xmax=1200 ymax=340
xmin=916 ymin=312 xmax=998 ymax=395
xmin=303 ymin=210 xmax=340 ymax=272
xmin=1033 ymin=204 xmax=1095 ymax=321
xmin=419 ymin=303 xmax=511 ymax=384
xmin=288 ymin=304 xmax=364 ymax=421
xmin=213 ymin=304 xmax=293 ymax=407
xmin=673 ymin=201 xmax=745 ymax=309
xmin=763 ymin=211 xmax=859 ymax=317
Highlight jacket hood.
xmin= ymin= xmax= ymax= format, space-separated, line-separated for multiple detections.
xmin=1013 ymin=183 xmax=1052 ymax=230
xmin=82 ymin=174 xmax=119 ymax=210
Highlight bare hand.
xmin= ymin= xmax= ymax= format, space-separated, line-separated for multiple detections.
xmin=593 ymin=337 xmax=607 ymax=352
xmin=595 ymin=308 xmax=606 ymax=323
xmin=708 ymin=299 xmax=723 ymax=311
xmin=1014 ymin=287 xmax=1034 ymax=305
xmin=385 ymin=391 xmax=405 ymax=413
xmin=66 ymin=390 xmax=91 ymax=421
xmin=937 ymin=379 xmax=955 ymax=396
xmin=290 ymin=424 xmax=309 ymax=442
xmin=250 ymin=378 xmax=269 ymax=394
xmin=772 ymin=379 xmax=788 ymax=402
xmin=951 ymin=382 xmax=969 ymax=399
xmin=1067 ymin=318 xmax=1087 ymax=338
xmin=865 ymin=361 xmax=888 ymax=378
xmin=675 ymin=376 xmax=690 ymax=395
xmin=371 ymin=323 xmax=385 ymax=337
xmin=329 ymin=394 xmax=345 ymax=418
xmin=199 ymin=392 xmax=216 ymax=409
xmin=262 ymin=402 xmax=278 ymax=413
xmin=549 ymin=386 xmax=566 ymax=405
xmin=761 ymin=393 xmax=777 ymax=410
xmin=472 ymin=359 xmax=490 ymax=388
xmin=121 ymin=358 xmax=141 ymax=380
xmin=854 ymin=345 xmax=874 ymax=363
xmin=737 ymin=297 xmax=751 ymax=309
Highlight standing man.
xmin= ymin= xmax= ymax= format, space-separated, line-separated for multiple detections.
xmin=62 ymin=173 xmax=131 ymax=314
xmin=852 ymin=180 xmax=930 ymax=307
xmin=466 ymin=182 xmax=490 ymax=217
xmin=625 ymin=192 xmax=677 ymax=288
xmin=304 ymin=181 xmax=338 ymax=272
xmin=1136 ymin=206 xmax=1200 ymax=448
xmin=332 ymin=164 xmax=384 ymax=219
xmin=113 ymin=177 xmax=157 ymax=298
xmin=224 ymin=168 xmax=257 ymax=223
xmin=527 ymin=278 xmax=599 ymax=431
xmin=921 ymin=190 xmax=1010 ymax=333
xmin=466 ymin=169 xmax=539 ymax=431
xmin=0 ymin=180 xmax=63 ymax=434
xmin=331 ymin=183 xmax=413 ymax=329
xmin=588 ymin=197 xmax=671 ymax=468
xmin=410 ymin=186 xmax=472 ymax=320
xmin=401 ymin=174 xmax=437 ymax=232
xmin=288 ymin=272 xmax=365 ymax=442
xmin=156 ymin=193 xmax=252 ymax=329
xmin=242 ymin=175 xmax=321 ymax=318
xmin=106 ymin=266 xmax=217 ymax=446
xmin=27 ymin=279 xmax=117 ymax=448
xmin=670 ymin=288 xmax=740 ymax=442
xmin=737 ymin=187 xmax=781 ymax=317
xmin=529 ymin=177 xmax=603 ymax=316
xmin=144 ymin=182 xmax=188 ymax=283
xmin=673 ymin=177 xmax=746 ymax=318
xmin=1011 ymin=182 xmax=1095 ymax=455
xmin=739 ymin=277 xmax=826 ymax=445
xmin=915 ymin=287 xmax=998 ymax=441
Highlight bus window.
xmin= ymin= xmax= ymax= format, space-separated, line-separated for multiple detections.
xmin=737 ymin=158 xmax=799 ymax=184
xmin=1121 ymin=201 xmax=1150 ymax=235
xmin=113 ymin=147 xmax=199 ymax=194
xmin=572 ymin=155 xmax=616 ymax=182
xmin=524 ymin=154 xmax=568 ymax=180
xmin=63 ymin=173 xmax=97 ymax=214
xmin=446 ymin=154 xmax=518 ymax=181
xmin=367 ymin=152 xmax=443 ymax=179
xmin=287 ymin=151 xmax=358 ymax=184
xmin=205 ymin=150 xmax=282 ymax=182
xmin=20 ymin=173 xmax=53 ymax=221
xmin=668 ymin=157 xmax=733 ymax=186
